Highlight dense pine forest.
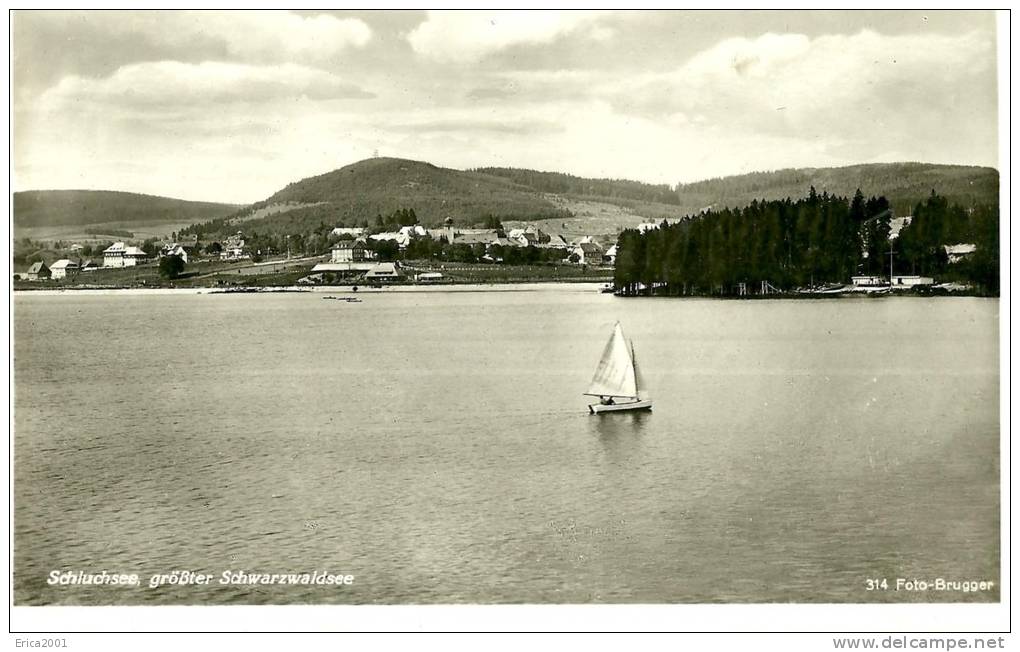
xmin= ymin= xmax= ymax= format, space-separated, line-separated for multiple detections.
xmin=614 ymin=188 xmax=999 ymax=296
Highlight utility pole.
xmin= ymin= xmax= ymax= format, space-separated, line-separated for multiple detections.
xmin=887 ymin=246 xmax=895 ymax=286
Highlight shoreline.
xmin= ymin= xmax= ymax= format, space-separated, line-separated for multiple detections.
xmin=12 ymin=281 xmax=610 ymax=296
xmin=11 ymin=283 xmax=998 ymax=299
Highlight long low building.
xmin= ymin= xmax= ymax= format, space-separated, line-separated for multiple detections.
xmin=891 ymin=275 xmax=934 ymax=288
xmin=311 ymin=262 xmax=376 ymax=273
xmin=310 ymin=261 xmax=404 ymax=280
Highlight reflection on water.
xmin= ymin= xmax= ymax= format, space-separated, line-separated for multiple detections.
xmin=13 ymin=289 xmax=999 ymax=604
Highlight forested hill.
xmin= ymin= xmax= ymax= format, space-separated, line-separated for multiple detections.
xmin=672 ymin=163 xmax=998 ymax=215
xmin=13 ymin=190 xmax=238 ymax=228
xmin=473 ymin=167 xmax=679 ymax=206
xmin=614 ymin=189 xmax=999 ymax=297
xmin=242 ymin=157 xmax=570 ymax=230
xmin=478 ymin=162 xmax=998 ymax=217
xmin=180 ymin=158 xmax=999 ymax=240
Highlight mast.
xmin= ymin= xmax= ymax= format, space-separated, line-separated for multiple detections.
xmin=631 ymin=341 xmax=648 ymax=400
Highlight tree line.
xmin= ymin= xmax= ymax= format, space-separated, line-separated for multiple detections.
xmin=613 ymin=188 xmax=999 ymax=296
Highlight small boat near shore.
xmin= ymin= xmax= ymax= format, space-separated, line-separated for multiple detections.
xmin=585 ymin=322 xmax=652 ymax=414
xmin=322 ymin=296 xmax=361 ymax=302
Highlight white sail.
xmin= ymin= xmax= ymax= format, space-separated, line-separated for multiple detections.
xmin=585 ymin=322 xmax=638 ymax=398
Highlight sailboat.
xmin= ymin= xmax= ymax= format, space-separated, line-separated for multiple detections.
xmin=585 ymin=322 xmax=653 ymax=414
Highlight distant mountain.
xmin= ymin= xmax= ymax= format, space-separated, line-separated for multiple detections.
xmin=13 ymin=190 xmax=238 ymax=229
xmin=480 ymin=162 xmax=999 ymax=219
xmin=226 ymin=158 xmax=571 ymax=234
xmin=168 ymin=159 xmax=1003 ymax=240
xmin=670 ymin=163 xmax=999 ymax=216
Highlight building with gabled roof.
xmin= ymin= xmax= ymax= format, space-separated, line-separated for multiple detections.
xmin=331 ymin=240 xmax=369 ymax=263
xmin=365 ymin=262 xmax=402 ymax=281
xmin=25 ymin=261 xmax=51 ymax=281
xmin=50 ymin=258 xmax=81 ymax=280
xmin=103 ymin=242 xmax=148 ymax=267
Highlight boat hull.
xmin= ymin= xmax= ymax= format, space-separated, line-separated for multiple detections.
xmin=589 ymin=399 xmax=653 ymax=414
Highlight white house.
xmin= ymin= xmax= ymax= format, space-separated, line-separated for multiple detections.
xmin=220 ymin=232 xmax=247 ymax=260
xmin=603 ymin=244 xmax=618 ymax=265
xmin=331 ymin=240 xmax=369 ymax=263
xmin=103 ymin=242 xmax=127 ymax=267
xmin=103 ymin=242 xmax=148 ymax=267
xmin=50 ymin=258 xmax=80 ymax=280
xmin=160 ymin=244 xmax=189 ymax=264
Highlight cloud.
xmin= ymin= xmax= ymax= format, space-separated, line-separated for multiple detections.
xmin=388 ymin=118 xmax=564 ymax=136
xmin=406 ymin=10 xmax=610 ymax=62
xmin=41 ymin=61 xmax=375 ymax=109
xmin=29 ymin=10 xmax=372 ymax=64
xmin=609 ymin=29 xmax=996 ymax=136
xmin=164 ymin=11 xmax=373 ymax=62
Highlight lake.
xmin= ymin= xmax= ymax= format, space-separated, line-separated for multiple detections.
xmin=12 ymin=285 xmax=1000 ymax=604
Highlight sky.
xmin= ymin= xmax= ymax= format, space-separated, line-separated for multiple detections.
xmin=12 ymin=10 xmax=1000 ymax=204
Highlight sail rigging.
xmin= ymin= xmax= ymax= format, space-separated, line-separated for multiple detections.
xmin=585 ymin=322 xmax=639 ymax=399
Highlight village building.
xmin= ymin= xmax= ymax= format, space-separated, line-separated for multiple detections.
xmin=365 ymin=262 xmax=403 ymax=281
xmin=851 ymin=275 xmax=886 ymax=287
xmin=891 ymin=275 xmax=934 ymax=288
xmin=331 ymin=240 xmax=369 ymax=263
xmin=310 ymin=262 xmax=375 ymax=275
xmin=429 ymin=226 xmax=502 ymax=246
xmin=220 ymin=232 xmax=247 ymax=260
xmin=330 ymin=227 xmax=366 ymax=238
xmin=571 ymin=241 xmax=605 ymax=265
xmin=415 ymin=271 xmax=444 ymax=283
xmin=399 ymin=225 xmax=428 ymax=238
xmin=160 ymin=244 xmax=189 ymax=264
xmin=80 ymin=260 xmax=101 ymax=272
xmin=50 ymin=258 xmax=81 ymax=280
xmin=369 ymin=232 xmax=412 ymax=249
xmin=547 ymin=234 xmax=570 ymax=249
xmin=25 ymin=261 xmax=51 ymax=281
xmin=888 ymin=216 xmax=912 ymax=240
xmin=175 ymin=234 xmax=200 ymax=252
xmin=943 ymin=243 xmax=977 ymax=264
xmin=103 ymin=242 xmax=148 ymax=267
xmin=524 ymin=225 xmax=551 ymax=244
xmin=451 ymin=230 xmax=503 ymax=246
xmin=603 ymin=244 xmax=618 ymax=265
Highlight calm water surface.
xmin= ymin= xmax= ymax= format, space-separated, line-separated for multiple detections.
xmin=13 ymin=286 xmax=1000 ymax=604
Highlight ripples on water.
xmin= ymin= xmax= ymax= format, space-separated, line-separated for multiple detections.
xmin=13 ymin=287 xmax=999 ymax=604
